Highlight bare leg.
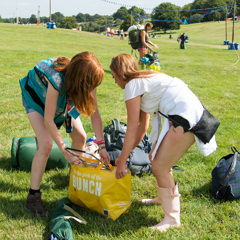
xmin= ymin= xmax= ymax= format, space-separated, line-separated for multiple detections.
xmin=68 ymin=117 xmax=86 ymax=150
xmin=152 ymin=126 xmax=195 ymax=189
xmin=150 ymin=125 xmax=195 ymax=232
xmin=138 ymin=49 xmax=146 ymax=66
xmin=28 ymin=112 xmax=53 ymax=190
xmin=25 ymin=111 xmax=52 ymax=217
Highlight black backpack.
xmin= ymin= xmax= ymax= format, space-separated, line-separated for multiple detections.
xmin=104 ymin=118 xmax=152 ymax=176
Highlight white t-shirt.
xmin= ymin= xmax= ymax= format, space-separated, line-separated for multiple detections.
xmin=124 ymin=73 xmax=173 ymax=114
xmin=124 ymin=73 xmax=218 ymax=156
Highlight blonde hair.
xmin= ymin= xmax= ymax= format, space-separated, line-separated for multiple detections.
xmin=110 ymin=53 xmax=159 ymax=83
xmin=54 ymin=52 xmax=104 ymax=117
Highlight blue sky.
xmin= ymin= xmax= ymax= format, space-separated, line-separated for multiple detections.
xmin=0 ymin=0 xmax=193 ymax=18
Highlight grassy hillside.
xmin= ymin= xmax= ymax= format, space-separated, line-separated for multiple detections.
xmin=0 ymin=21 xmax=240 ymax=239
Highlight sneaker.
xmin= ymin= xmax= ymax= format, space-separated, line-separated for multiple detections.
xmin=25 ymin=192 xmax=48 ymax=217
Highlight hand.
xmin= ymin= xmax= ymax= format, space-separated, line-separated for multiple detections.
xmin=154 ymin=44 xmax=159 ymax=49
xmin=99 ymin=148 xmax=110 ymax=165
xmin=115 ymin=157 xmax=127 ymax=179
xmin=63 ymin=149 xmax=81 ymax=165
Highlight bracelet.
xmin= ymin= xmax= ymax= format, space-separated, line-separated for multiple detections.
xmin=97 ymin=140 xmax=105 ymax=145
xmin=99 ymin=146 xmax=106 ymax=151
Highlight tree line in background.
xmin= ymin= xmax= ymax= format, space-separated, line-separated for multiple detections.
xmin=0 ymin=0 xmax=239 ymax=33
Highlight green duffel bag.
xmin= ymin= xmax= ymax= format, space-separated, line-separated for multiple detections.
xmin=11 ymin=136 xmax=70 ymax=171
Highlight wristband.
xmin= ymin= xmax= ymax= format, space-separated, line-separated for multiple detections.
xmin=97 ymin=140 xmax=105 ymax=145
xmin=99 ymin=146 xmax=106 ymax=151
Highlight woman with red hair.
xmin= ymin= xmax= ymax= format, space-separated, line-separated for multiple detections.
xmin=20 ymin=52 xmax=110 ymax=217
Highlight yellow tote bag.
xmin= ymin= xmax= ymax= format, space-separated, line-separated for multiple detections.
xmin=69 ymin=163 xmax=131 ymax=221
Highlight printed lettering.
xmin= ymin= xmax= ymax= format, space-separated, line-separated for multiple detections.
xmin=72 ymin=174 xmax=102 ymax=196
xmin=89 ymin=180 xmax=94 ymax=194
xmin=95 ymin=182 xmax=102 ymax=196
xmin=83 ymin=179 xmax=88 ymax=192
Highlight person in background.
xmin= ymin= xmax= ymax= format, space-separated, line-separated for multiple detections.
xmin=110 ymin=53 xmax=218 ymax=232
xmin=20 ymin=52 xmax=110 ymax=217
xmin=124 ymin=31 xmax=128 ymax=40
xmin=120 ymin=29 xmax=124 ymax=40
xmin=138 ymin=22 xmax=159 ymax=69
xmin=180 ymin=33 xmax=187 ymax=49
xmin=107 ymin=26 xmax=111 ymax=37
xmin=117 ymin=29 xmax=121 ymax=39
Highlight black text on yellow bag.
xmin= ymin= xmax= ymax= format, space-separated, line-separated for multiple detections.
xmin=11 ymin=136 xmax=70 ymax=171
xmin=69 ymin=163 xmax=131 ymax=221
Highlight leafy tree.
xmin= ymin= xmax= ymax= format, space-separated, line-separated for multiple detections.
xmin=51 ymin=12 xmax=64 ymax=23
xmin=3 ymin=18 xmax=12 ymax=23
xmin=113 ymin=6 xmax=128 ymax=20
xmin=82 ymin=22 xmax=97 ymax=32
xmin=40 ymin=16 xmax=49 ymax=23
xmin=76 ymin=13 xmax=86 ymax=22
xmin=191 ymin=0 xmax=233 ymax=21
xmin=59 ymin=16 xmax=77 ymax=29
xmin=120 ymin=14 xmax=136 ymax=31
xmin=85 ymin=14 xmax=93 ymax=22
xmin=19 ymin=17 xmax=28 ymax=24
xmin=93 ymin=14 xmax=102 ymax=20
xmin=181 ymin=3 xmax=193 ymax=20
xmin=188 ymin=13 xmax=204 ymax=23
xmin=94 ymin=16 xmax=108 ymax=32
xmin=0 ymin=16 xmax=3 ymax=23
xmin=152 ymin=3 xmax=181 ymax=33
xmin=29 ymin=14 xmax=37 ymax=24
xmin=128 ymin=6 xmax=146 ymax=16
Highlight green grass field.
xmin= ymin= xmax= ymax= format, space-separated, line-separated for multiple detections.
xmin=0 ymin=21 xmax=240 ymax=239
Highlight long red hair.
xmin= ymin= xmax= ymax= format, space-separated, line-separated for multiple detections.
xmin=53 ymin=52 xmax=104 ymax=117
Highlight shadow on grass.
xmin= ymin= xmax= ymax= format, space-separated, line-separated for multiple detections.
xmin=42 ymin=199 xmax=157 ymax=239
xmin=0 ymin=156 xmax=70 ymax=190
xmin=0 ymin=157 xmax=157 ymax=238
xmin=0 ymin=157 xmax=13 ymax=171
xmin=191 ymin=181 xmax=220 ymax=204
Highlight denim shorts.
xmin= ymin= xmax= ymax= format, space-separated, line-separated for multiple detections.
xmin=21 ymin=93 xmax=35 ymax=114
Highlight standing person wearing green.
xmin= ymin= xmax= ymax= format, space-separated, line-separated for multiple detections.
xmin=20 ymin=52 xmax=110 ymax=217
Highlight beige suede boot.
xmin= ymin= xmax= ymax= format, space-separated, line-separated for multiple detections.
xmin=150 ymin=181 xmax=181 ymax=232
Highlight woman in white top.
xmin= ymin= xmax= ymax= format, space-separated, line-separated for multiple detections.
xmin=110 ymin=53 xmax=218 ymax=232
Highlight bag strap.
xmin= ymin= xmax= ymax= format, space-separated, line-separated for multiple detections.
xmin=65 ymin=147 xmax=112 ymax=170
xmin=112 ymin=118 xmax=121 ymax=142
xmin=158 ymin=111 xmax=189 ymax=132
xmin=96 ymin=162 xmax=114 ymax=171
xmin=63 ymin=204 xmax=87 ymax=225
xmin=25 ymin=75 xmax=45 ymax=112
xmin=215 ymin=151 xmax=239 ymax=200
xmin=112 ymin=118 xmax=126 ymax=142
xmin=231 ymin=146 xmax=239 ymax=154
xmin=219 ymin=152 xmax=238 ymax=187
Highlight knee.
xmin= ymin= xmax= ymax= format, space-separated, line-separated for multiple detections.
xmin=151 ymin=161 xmax=171 ymax=178
xmin=38 ymin=139 xmax=53 ymax=157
